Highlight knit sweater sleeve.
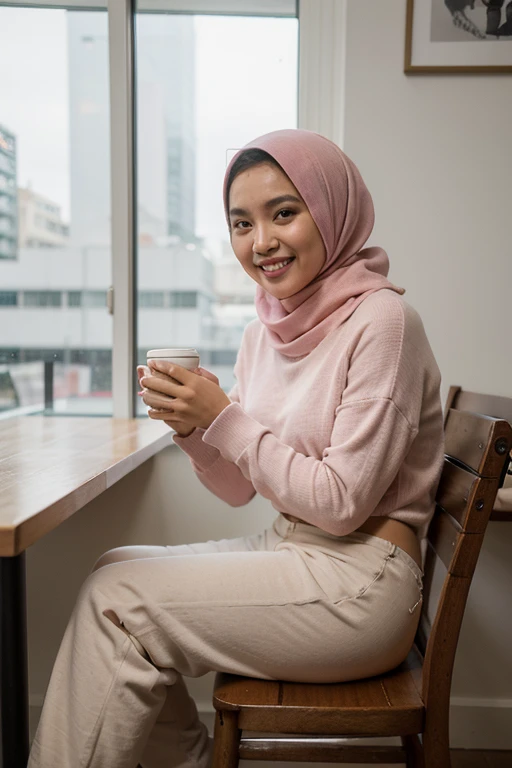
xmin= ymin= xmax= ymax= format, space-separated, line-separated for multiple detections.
xmin=201 ymin=308 xmax=423 ymax=535
xmin=172 ymin=382 xmax=257 ymax=507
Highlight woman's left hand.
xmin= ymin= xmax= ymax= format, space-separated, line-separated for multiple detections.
xmin=140 ymin=361 xmax=231 ymax=431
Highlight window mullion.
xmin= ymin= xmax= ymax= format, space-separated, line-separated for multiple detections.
xmin=108 ymin=0 xmax=136 ymax=418
xmin=298 ymin=0 xmax=347 ymax=147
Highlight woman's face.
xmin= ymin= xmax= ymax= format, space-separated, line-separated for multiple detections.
xmin=228 ymin=162 xmax=326 ymax=300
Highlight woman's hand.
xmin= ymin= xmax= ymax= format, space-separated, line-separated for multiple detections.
xmin=138 ymin=363 xmax=230 ymax=433
xmin=137 ymin=364 xmax=194 ymax=436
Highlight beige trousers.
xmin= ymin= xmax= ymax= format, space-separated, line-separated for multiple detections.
xmin=28 ymin=515 xmax=423 ymax=768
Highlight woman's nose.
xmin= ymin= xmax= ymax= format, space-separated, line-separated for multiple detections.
xmin=252 ymin=224 xmax=278 ymax=255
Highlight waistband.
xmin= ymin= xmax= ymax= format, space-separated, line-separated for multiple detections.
xmin=273 ymin=515 xmax=423 ymax=581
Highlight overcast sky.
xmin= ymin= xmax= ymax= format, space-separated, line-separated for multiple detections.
xmin=0 ymin=6 xmax=297 ymax=241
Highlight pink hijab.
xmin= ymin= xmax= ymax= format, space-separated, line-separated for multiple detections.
xmin=224 ymin=129 xmax=404 ymax=358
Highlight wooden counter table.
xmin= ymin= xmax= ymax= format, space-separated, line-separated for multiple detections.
xmin=0 ymin=415 xmax=173 ymax=767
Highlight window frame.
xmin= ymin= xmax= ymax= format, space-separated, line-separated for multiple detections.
xmin=0 ymin=0 xmax=345 ymax=417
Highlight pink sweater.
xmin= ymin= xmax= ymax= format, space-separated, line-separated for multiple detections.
xmin=174 ymin=290 xmax=444 ymax=539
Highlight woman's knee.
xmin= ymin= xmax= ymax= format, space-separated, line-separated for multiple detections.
xmin=92 ymin=545 xmax=170 ymax=572
xmin=92 ymin=546 xmax=136 ymax=572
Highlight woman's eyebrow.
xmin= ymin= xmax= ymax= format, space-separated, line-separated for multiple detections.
xmin=229 ymin=194 xmax=302 ymax=218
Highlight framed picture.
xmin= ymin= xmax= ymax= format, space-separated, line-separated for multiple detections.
xmin=405 ymin=0 xmax=512 ymax=73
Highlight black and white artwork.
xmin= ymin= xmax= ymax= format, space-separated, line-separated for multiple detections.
xmin=405 ymin=0 xmax=512 ymax=72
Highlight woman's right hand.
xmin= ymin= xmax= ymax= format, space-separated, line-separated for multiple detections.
xmin=136 ymin=365 xmax=220 ymax=437
xmin=193 ymin=367 xmax=220 ymax=386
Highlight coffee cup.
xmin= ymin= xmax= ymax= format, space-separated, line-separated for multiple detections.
xmin=146 ymin=348 xmax=200 ymax=384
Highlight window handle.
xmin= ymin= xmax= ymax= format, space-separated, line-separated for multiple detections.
xmin=107 ymin=286 xmax=114 ymax=315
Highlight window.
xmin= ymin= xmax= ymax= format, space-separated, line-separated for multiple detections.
xmin=135 ymin=6 xmax=298 ymax=412
xmin=169 ymin=291 xmax=198 ymax=309
xmin=83 ymin=290 xmax=107 ymax=309
xmin=139 ymin=291 xmax=165 ymax=308
xmin=23 ymin=291 xmax=62 ymax=308
xmin=0 ymin=291 xmax=17 ymax=306
xmin=0 ymin=1 xmax=341 ymax=419
xmin=0 ymin=4 xmax=112 ymax=416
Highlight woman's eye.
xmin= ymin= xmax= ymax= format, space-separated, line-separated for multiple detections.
xmin=276 ymin=209 xmax=294 ymax=220
xmin=234 ymin=220 xmax=251 ymax=230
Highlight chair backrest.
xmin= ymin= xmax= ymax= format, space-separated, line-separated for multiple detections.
xmin=444 ymin=385 xmax=512 ymax=425
xmin=417 ymin=407 xmax=511 ymax=724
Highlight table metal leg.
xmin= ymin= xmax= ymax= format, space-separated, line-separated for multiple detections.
xmin=0 ymin=553 xmax=29 ymax=767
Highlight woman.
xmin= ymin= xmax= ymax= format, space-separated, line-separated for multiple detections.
xmin=29 ymin=129 xmax=444 ymax=768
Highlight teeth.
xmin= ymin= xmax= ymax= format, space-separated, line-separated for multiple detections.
xmin=261 ymin=258 xmax=292 ymax=272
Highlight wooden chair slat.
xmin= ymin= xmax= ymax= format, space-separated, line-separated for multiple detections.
xmin=279 ymin=679 xmax=390 ymax=709
xmin=237 ymin=702 xmax=423 ymax=737
xmin=426 ymin=508 xmax=459 ymax=572
xmin=449 ymin=387 xmax=512 ymax=423
xmin=380 ymin=649 xmax=423 ymax=706
xmin=435 ymin=460 xmax=496 ymax=532
xmin=427 ymin=511 xmax=484 ymax=577
xmin=214 ymin=674 xmax=280 ymax=710
xmin=444 ymin=409 xmax=511 ymax=478
xmin=239 ymin=739 xmax=406 ymax=763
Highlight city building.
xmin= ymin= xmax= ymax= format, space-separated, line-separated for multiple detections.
xmin=18 ymin=187 xmax=70 ymax=248
xmin=0 ymin=242 xmax=251 ymax=407
xmin=0 ymin=123 xmax=17 ymax=260
xmin=67 ymin=11 xmax=196 ymax=247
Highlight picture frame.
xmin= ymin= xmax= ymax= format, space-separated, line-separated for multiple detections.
xmin=404 ymin=0 xmax=512 ymax=74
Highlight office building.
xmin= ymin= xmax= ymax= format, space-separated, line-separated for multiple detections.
xmin=18 ymin=187 xmax=69 ymax=248
xmin=0 ymin=124 xmax=17 ymax=260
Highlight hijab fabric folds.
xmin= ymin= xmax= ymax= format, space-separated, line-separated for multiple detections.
xmin=224 ymin=129 xmax=405 ymax=358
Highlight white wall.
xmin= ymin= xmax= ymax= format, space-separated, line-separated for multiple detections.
xmin=26 ymin=0 xmax=512 ymax=754
xmin=342 ymin=0 xmax=512 ymax=749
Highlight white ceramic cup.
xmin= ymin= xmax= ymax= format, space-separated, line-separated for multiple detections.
xmin=146 ymin=348 xmax=200 ymax=383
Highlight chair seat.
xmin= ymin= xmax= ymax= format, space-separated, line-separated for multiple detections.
xmin=213 ymin=647 xmax=425 ymax=738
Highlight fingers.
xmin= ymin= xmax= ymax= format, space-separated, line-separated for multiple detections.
xmin=194 ymin=367 xmax=219 ymax=385
xmin=142 ymin=388 xmax=176 ymax=412
xmin=148 ymin=360 xmax=194 ymax=384
xmin=141 ymin=372 xmax=180 ymax=398
xmin=148 ymin=408 xmax=176 ymax=420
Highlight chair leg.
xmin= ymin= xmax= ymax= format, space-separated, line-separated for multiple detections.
xmin=402 ymin=734 xmax=425 ymax=768
xmin=422 ymin=726 xmax=451 ymax=768
xmin=212 ymin=710 xmax=241 ymax=768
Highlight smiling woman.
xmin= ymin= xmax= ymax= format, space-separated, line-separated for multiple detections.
xmin=28 ymin=129 xmax=444 ymax=768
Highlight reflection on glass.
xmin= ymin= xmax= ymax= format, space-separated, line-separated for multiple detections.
xmin=135 ymin=11 xmax=298 ymax=414
xmin=0 ymin=7 xmax=113 ymax=417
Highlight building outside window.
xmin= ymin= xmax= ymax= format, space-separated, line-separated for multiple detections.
xmin=0 ymin=124 xmax=17 ymax=260
xmin=0 ymin=291 xmax=17 ymax=306
xmin=0 ymin=5 xmax=112 ymax=414
xmin=23 ymin=291 xmax=62 ymax=308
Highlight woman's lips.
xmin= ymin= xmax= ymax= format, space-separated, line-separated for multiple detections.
xmin=259 ymin=258 xmax=295 ymax=278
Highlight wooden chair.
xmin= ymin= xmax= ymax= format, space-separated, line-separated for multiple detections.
xmin=445 ymin=386 xmax=512 ymax=520
xmin=211 ymin=406 xmax=512 ymax=768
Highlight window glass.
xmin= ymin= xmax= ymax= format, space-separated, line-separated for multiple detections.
xmin=23 ymin=291 xmax=63 ymax=308
xmin=135 ymin=9 xmax=298 ymax=413
xmin=139 ymin=291 xmax=166 ymax=308
xmin=0 ymin=5 xmax=112 ymax=417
